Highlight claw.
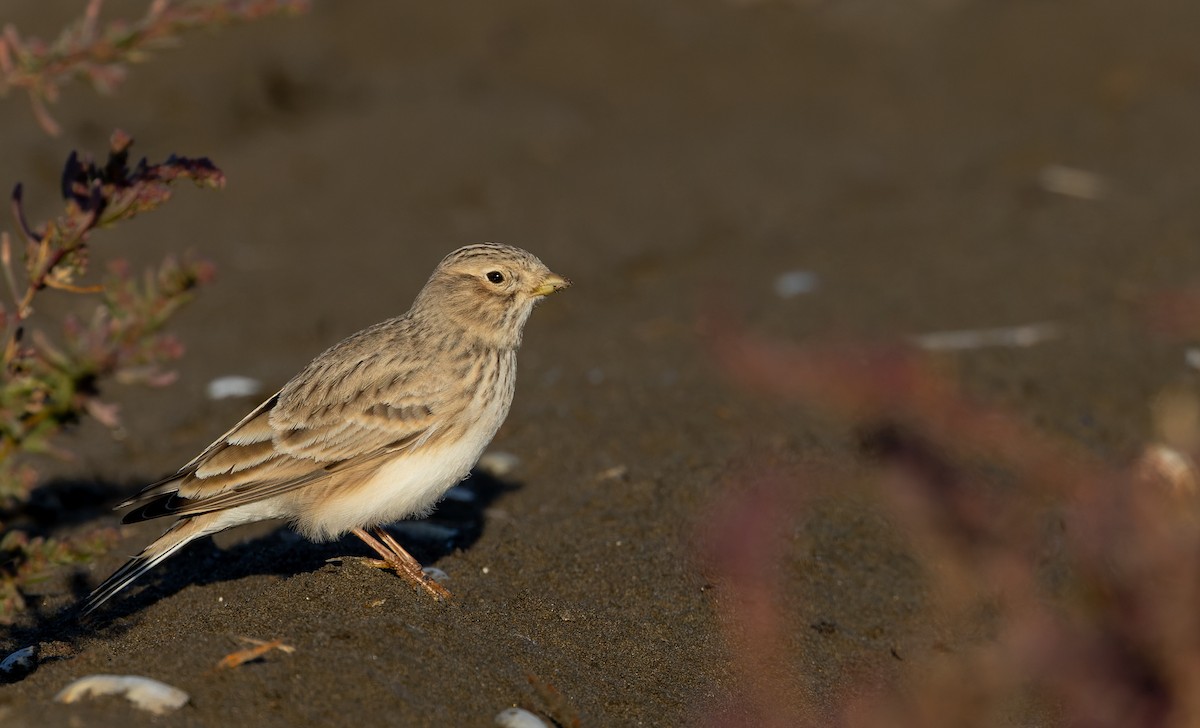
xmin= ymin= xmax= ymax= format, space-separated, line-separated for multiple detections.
xmin=350 ymin=527 xmax=451 ymax=600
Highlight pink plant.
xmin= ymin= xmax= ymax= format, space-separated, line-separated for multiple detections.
xmin=0 ymin=132 xmax=221 ymax=621
xmin=0 ymin=0 xmax=309 ymax=135
xmin=701 ymin=318 xmax=1200 ymax=727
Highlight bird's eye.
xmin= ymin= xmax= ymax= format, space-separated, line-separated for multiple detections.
xmin=486 ymin=271 xmax=505 ymax=284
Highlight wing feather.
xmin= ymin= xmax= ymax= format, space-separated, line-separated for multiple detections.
xmin=120 ymin=332 xmax=458 ymax=523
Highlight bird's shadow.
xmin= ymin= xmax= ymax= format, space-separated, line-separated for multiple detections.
xmin=1 ymin=468 xmax=519 ymax=675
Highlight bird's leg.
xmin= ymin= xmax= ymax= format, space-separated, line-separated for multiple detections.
xmin=351 ymin=527 xmax=451 ymax=600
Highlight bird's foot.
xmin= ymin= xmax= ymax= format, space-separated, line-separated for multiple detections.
xmin=351 ymin=527 xmax=451 ymax=600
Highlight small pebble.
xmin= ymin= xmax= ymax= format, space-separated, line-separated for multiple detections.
xmin=913 ymin=322 xmax=1060 ymax=351
xmin=206 ymin=375 xmax=263 ymax=400
xmin=443 ymin=484 xmax=478 ymax=502
xmin=596 ymin=465 xmax=628 ymax=482
xmin=773 ymin=270 xmax=819 ymax=298
xmin=55 ymin=675 xmax=190 ymax=715
xmin=1037 ymin=164 xmax=1109 ymax=200
xmin=495 ymin=707 xmax=550 ymax=728
xmin=0 ymin=646 xmax=37 ymax=679
xmin=477 ymin=451 xmax=521 ymax=478
xmin=586 ymin=367 xmax=605 ymax=385
xmin=387 ymin=521 xmax=460 ymax=545
xmin=422 ymin=566 xmax=449 ymax=582
xmin=1134 ymin=444 xmax=1198 ymax=495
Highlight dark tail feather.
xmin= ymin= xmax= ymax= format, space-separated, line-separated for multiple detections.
xmin=79 ymin=521 xmax=201 ymax=617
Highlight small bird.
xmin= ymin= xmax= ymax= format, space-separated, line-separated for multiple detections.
xmin=82 ymin=243 xmax=569 ymax=615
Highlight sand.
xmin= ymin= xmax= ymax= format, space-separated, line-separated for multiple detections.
xmin=2 ymin=0 xmax=1199 ymax=725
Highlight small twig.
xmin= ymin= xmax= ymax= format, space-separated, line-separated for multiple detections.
xmin=215 ymin=637 xmax=295 ymax=670
xmin=44 ymin=279 xmax=104 ymax=294
xmin=10 ymin=185 xmax=38 ymax=244
xmin=81 ymin=0 xmax=104 ymax=45
xmin=0 ymin=234 xmax=20 ymax=307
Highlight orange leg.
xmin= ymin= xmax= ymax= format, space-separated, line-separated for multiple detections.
xmin=351 ymin=527 xmax=451 ymax=600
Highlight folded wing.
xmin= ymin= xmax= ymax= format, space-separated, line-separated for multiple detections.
xmin=121 ymin=347 xmax=449 ymax=522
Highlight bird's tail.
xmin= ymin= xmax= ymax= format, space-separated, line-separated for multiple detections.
xmin=80 ymin=517 xmax=215 ymax=617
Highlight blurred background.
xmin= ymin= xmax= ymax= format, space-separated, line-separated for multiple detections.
xmin=6 ymin=0 xmax=1200 ymax=457
xmin=4 ymin=1 xmax=1200 ymax=725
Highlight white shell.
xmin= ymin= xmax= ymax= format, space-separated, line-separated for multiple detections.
xmin=55 ymin=674 xmax=190 ymax=715
xmin=494 ymin=707 xmax=550 ymax=728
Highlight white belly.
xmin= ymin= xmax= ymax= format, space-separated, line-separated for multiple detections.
xmin=302 ymin=432 xmax=490 ymax=540
xmin=286 ymin=354 xmax=515 ymax=541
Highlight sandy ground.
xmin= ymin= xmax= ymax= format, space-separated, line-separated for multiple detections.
xmin=3 ymin=0 xmax=1200 ymax=725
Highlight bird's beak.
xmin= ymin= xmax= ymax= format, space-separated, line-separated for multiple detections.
xmin=532 ymin=273 xmax=571 ymax=297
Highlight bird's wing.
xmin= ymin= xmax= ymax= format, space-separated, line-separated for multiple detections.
xmin=121 ymin=346 xmax=451 ymax=523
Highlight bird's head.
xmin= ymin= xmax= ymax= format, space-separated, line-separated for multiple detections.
xmin=414 ymin=243 xmax=570 ymax=348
